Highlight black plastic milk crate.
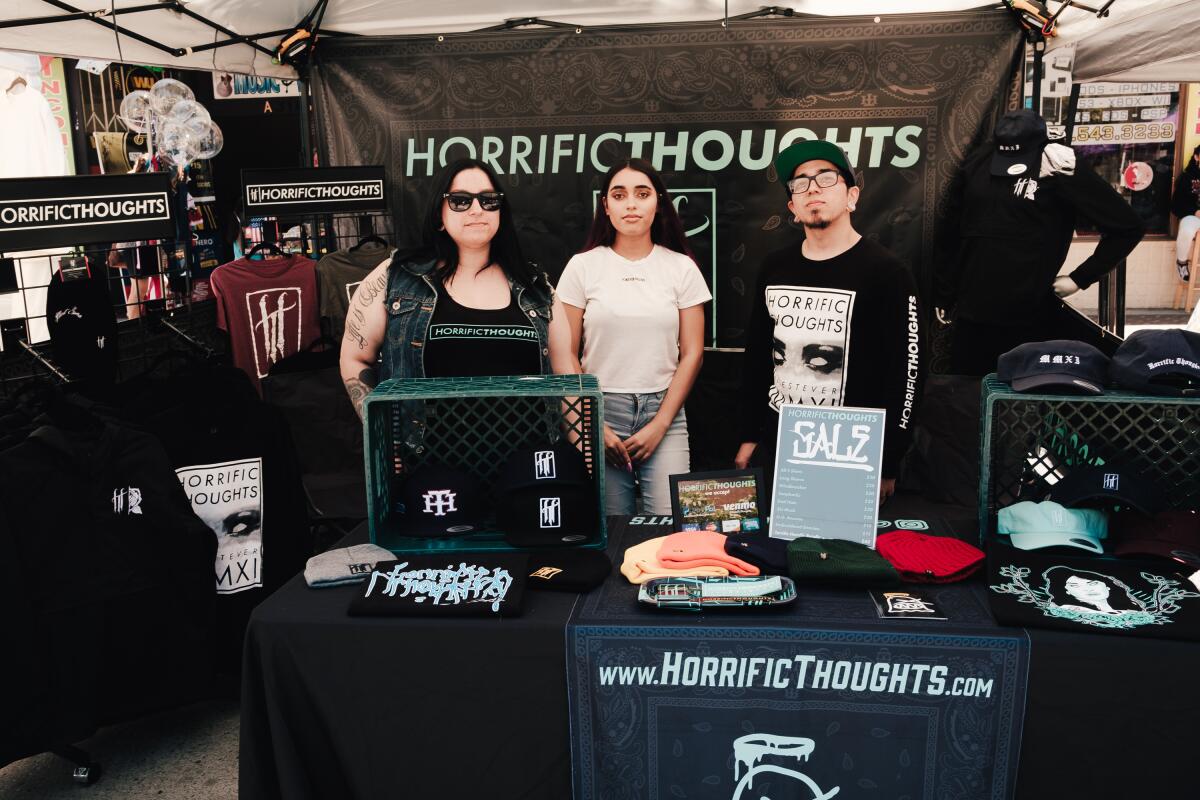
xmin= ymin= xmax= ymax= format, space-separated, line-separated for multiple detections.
xmin=978 ymin=375 xmax=1200 ymax=541
xmin=363 ymin=374 xmax=606 ymax=554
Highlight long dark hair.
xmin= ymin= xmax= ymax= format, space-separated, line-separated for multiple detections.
xmin=581 ymin=158 xmax=697 ymax=262
xmin=420 ymin=158 xmax=536 ymax=287
xmin=1043 ymin=567 xmax=1140 ymax=612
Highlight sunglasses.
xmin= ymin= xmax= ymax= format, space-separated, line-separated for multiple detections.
xmin=443 ymin=191 xmax=504 ymax=212
xmin=786 ymin=169 xmax=842 ymax=194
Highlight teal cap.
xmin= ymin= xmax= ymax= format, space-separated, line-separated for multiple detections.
xmin=774 ymin=140 xmax=856 ymax=189
xmin=997 ymin=500 xmax=1108 ymax=553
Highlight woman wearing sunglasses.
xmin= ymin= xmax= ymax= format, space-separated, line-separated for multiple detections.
xmin=340 ymin=158 xmax=569 ymax=419
xmin=555 ymin=159 xmax=710 ymax=514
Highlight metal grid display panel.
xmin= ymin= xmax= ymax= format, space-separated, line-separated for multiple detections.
xmin=363 ymin=375 xmax=606 ymax=554
xmin=979 ymin=375 xmax=1200 ymax=540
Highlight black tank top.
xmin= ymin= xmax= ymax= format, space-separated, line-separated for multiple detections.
xmin=423 ymin=282 xmax=542 ymax=377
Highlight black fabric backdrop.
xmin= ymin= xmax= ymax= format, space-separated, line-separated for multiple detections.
xmin=309 ymin=12 xmax=1022 ymax=467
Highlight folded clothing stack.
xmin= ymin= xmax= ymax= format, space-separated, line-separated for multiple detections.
xmin=875 ymin=531 xmax=985 ymax=584
xmin=786 ymin=538 xmax=900 ymax=589
xmin=620 ymin=536 xmax=731 ymax=584
xmin=658 ymin=531 xmax=760 ymax=576
xmin=723 ymin=532 xmax=790 ymax=576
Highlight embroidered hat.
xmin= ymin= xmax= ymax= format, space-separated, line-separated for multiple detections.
xmin=658 ymin=531 xmax=761 ymax=576
xmin=398 ymin=463 xmax=485 ymax=537
xmin=875 ymin=531 xmax=984 ymax=584
xmin=997 ymin=339 xmax=1109 ymax=395
xmin=304 ymin=543 xmax=396 ymax=588
xmin=496 ymin=441 xmax=599 ymax=547
xmin=1109 ymin=328 xmax=1200 ymax=397
xmin=997 ymin=500 xmax=1108 ymax=553
xmin=773 ymin=140 xmax=856 ymax=192
xmin=526 ymin=548 xmax=612 ymax=592
xmin=1045 ymin=465 xmax=1166 ymax=516
xmin=619 ymin=536 xmax=731 ymax=585
xmin=785 ymin=538 xmax=901 ymax=588
xmin=1112 ymin=510 xmax=1200 ymax=567
xmin=723 ymin=532 xmax=790 ymax=575
xmin=991 ymin=109 xmax=1048 ymax=177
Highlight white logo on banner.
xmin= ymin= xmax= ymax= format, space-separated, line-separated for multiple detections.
xmin=539 ymin=497 xmax=561 ymax=528
xmin=245 ymin=287 xmax=302 ymax=378
xmin=111 ymin=487 xmax=143 ymax=515
xmin=176 ymin=458 xmax=264 ymax=595
xmin=730 ymin=733 xmax=840 ymax=800
xmin=534 ymin=450 xmax=556 ymax=479
xmin=423 ymin=489 xmax=457 ymax=517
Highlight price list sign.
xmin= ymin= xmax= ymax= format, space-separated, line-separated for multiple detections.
xmin=768 ymin=405 xmax=885 ymax=547
xmin=1073 ymin=82 xmax=1179 ymax=145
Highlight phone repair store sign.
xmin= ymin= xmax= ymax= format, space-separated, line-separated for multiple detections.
xmin=0 ymin=173 xmax=174 ymax=251
xmin=242 ymin=166 xmax=387 ymax=216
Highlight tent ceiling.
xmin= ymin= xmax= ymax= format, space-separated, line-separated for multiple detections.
xmin=0 ymin=1 xmax=1168 ymax=81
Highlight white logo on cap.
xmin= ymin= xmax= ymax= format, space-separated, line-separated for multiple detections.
xmin=422 ymin=489 xmax=457 ymax=517
xmin=1007 ymin=163 xmax=1027 ymax=175
xmin=534 ymin=450 xmax=556 ymax=479
xmin=539 ymin=497 xmax=561 ymax=528
xmin=1103 ymin=473 xmax=1119 ymax=491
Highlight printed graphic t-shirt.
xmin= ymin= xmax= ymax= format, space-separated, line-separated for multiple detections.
xmin=737 ymin=237 xmax=923 ymax=477
xmin=422 ymin=281 xmax=542 ymax=377
xmin=316 ymin=242 xmax=392 ymax=340
xmin=210 ymin=254 xmax=320 ymax=394
xmin=556 ymin=245 xmax=711 ymax=393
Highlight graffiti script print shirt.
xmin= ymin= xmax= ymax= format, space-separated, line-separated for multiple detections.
xmin=211 ymin=254 xmax=320 ymax=394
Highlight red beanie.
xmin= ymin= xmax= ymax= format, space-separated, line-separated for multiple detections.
xmin=875 ymin=531 xmax=984 ymax=584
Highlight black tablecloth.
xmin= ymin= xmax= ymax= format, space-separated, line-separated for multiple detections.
xmin=241 ymin=503 xmax=1198 ymax=799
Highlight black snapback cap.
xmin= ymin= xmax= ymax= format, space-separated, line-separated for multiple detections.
xmin=1109 ymin=329 xmax=1200 ymax=397
xmin=991 ymin=109 xmax=1048 ymax=177
xmin=1045 ymin=466 xmax=1166 ymax=516
xmin=997 ymin=339 xmax=1109 ymax=395
xmin=398 ymin=463 xmax=485 ymax=537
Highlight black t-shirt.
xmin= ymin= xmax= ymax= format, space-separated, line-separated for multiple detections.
xmin=737 ymin=237 xmax=924 ymax=477
xmin=45 ymin=267 xmax=119 ymax=385
xmin=423 ymin=282 xmax=541 ymax=378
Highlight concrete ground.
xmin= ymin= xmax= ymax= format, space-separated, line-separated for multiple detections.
xmin=0 ymin=700 xmax=239 ymax=799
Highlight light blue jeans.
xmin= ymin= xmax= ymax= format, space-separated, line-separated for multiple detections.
xmin=603 ymin=391 xmax=690 ymax=515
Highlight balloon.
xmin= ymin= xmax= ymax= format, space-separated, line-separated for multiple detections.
xmin=169 ymin=99 xmax=210 ymax=128
xmin=157 ymin=118 xmax=194 ymax=161
xmin=149 ymin=78 xmax=194 ymax=116
xmin=119 ymin=90 xmax=153 ymax=132
xmin=192 ymin=121 xmax=224 ymax=160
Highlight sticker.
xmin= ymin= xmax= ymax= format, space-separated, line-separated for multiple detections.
xmin=1007 ymin=163 xmax=1027 ymax=175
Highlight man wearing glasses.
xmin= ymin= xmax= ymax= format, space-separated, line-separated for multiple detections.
xmin=734 ymin=141 xmax=924 ymax=503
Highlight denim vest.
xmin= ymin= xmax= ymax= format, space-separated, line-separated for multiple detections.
xmin=380 ymin=255 xmax=555 ymax=382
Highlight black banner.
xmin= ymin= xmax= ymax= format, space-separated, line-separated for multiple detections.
xmin=311 ymin=12 xmax=1021 ymax=349
xmin=0 ymin=173 xmax=174 ymax=251
xmin=242 ymin=166 xmax=387 ymax=216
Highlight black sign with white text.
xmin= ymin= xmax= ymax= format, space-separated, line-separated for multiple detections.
xmin=0 ymin=173 xmax=174 ymax=250
xmin=242 ymin=166 xmax=387 ymax=215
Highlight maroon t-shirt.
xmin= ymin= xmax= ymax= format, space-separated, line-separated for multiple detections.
xmin=210 ymin=255 xmax=319 ymax=393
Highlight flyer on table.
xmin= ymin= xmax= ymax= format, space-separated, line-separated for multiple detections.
xmin=769 ymin=405 xmax=885 ymax=547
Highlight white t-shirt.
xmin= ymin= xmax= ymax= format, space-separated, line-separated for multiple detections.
xmin=556 ymin=245 xmax=711 ymax=393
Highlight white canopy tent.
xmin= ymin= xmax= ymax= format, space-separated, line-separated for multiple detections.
xmin=1048 ymin=0 xmax=1200 ymax=82
xmin=0 ymin=0 xmax=1133 ymax=80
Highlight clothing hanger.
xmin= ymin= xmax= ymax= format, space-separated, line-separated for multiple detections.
xmin=247 ymin=240 xmax=285 ymax=260
xmin=349 ymin=234 xmax=388 ymax=252
xmin=6 ymin=75 xmax=26 ymax=93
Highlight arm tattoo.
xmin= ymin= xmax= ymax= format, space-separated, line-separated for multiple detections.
xmin=345 ymin=272 xmax=390 ymax=351
xmin=345 ymin=367 xmax=379 ymax=420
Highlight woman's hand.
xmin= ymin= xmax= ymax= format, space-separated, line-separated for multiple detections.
xmin=623 ymin=419 xmax=667 ymax=465
xmin=603 ymin=423 xmax=632 ymax=471
xmin=734 ymin=441 xmax=757 ymax=470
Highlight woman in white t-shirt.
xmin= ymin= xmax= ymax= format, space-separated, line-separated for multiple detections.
xmin=555 ymin=159 xmax=711 ymax=514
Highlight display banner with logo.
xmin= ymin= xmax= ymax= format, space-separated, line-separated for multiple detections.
xmin=0 ymin=173 xmax=174 ymax=251
xmin=311 ymin=12 xmax=1021 ymax=350
xmin=568 ymin=521 xmax=1030 ymax=800
xmin=770 ymin=405 xmax=886 ymax=546
xmin=242 ymin=166 xmax=387 ymax=216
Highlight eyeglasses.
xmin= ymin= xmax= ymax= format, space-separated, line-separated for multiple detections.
xmin=443 ymin=191 xmax=504 ymax=212
xmin=787 ymin=169 xmax=842 ymax=194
